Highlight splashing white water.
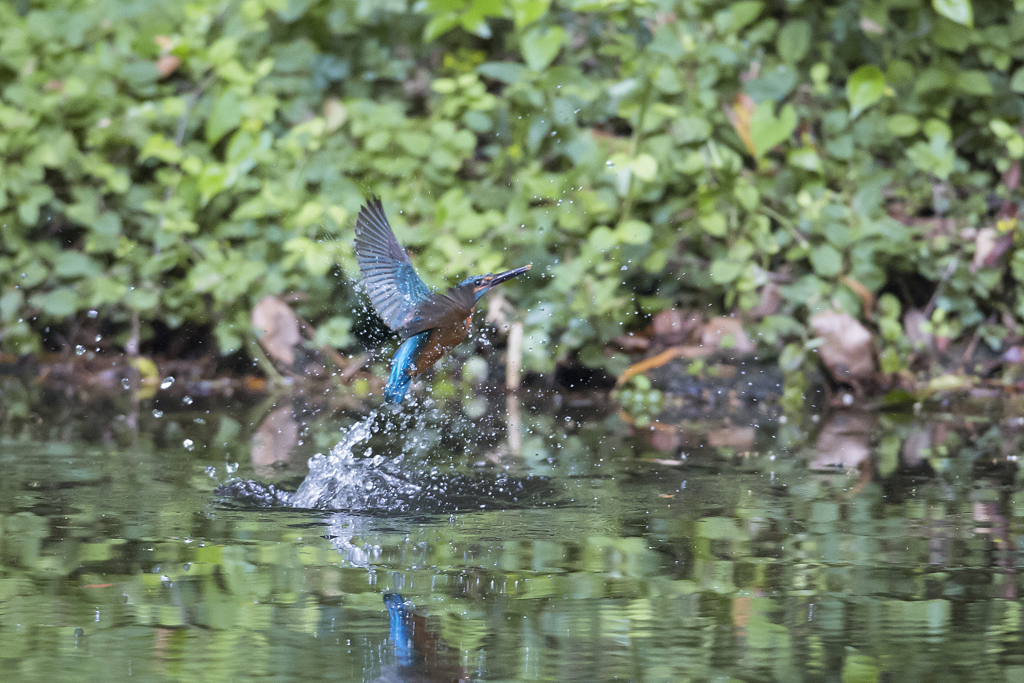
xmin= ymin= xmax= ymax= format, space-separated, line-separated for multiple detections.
xmin=291 ymin=411 xmax=423 ymax=510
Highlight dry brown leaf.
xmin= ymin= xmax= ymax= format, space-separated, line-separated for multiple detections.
xmin=252 ymin=296 xmax=302 ymax=367
xmin=156 ymin=55 xmax=181 ymax=78
xmin=725 ymin=93 xmax=757 ymax=157
xmin=701 ymin=317 xmax=755 ymax=354
xmin=810 ymin=310 xmax=875 ymax=382
xmin=651 ymin=308 xmax=696 ymax=345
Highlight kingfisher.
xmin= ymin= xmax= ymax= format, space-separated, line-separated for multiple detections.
xmin=354 ymin=197 xmax=531 ymax=405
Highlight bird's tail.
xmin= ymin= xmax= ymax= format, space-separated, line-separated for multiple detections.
xmin=384 ymin=332 xmax=429 ymax=405
xmin=383 ymin=593 xmax=414 ymax=667
xmin=384 ymin=372 xmax=411 ymax=404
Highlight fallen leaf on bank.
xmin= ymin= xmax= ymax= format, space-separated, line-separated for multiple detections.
xmin=810 ymin=310 xmax=875 ymax=382
xmin=252 ymin=296 xmax=302 ymax=367
xmin=971 ymin=228 xmax=1013 ymax=270
xmin=615 ymin=332 xmax=651 ymax=352
xmin=651 ymin=308 xmax=697 ymax=345
xmin=701 ymin=317 xmax=755 ymax=354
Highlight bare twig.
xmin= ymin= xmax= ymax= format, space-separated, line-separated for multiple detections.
xmin=506 ymin=321 xmax=524 ymax=391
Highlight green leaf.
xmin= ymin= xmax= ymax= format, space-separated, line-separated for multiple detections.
xmin=846 ymin=65 xmax=885 ymax=119
xmin=631 ymin=154 xmax=657 ymax=181
xmin=616 ymin=220 xmax=652 ymax=245
xmin=932 ymin=0 xmax=973 ymax=27
xmin=810 ymin=244 xmax=843 ymax=277
xmin=54 ymin=251 xmax=103 ymax=279
xmin=198 ymin=165 xmax=229 ymax=204
xmin=140 ymin=135 xmax=183 ymax=164
xmin=776 ymin=20 xmax=810 ymax=63
xmin=787 ymin=147 xmax=822 ymax=172
xmin=206 ymin=90 xmax=242 ymax=145
xmin=956 ymin=70 xmax=992 ymax=96
xmin=710 ymin=260 xmax=743 ymax=284
xmin=749 ymin=102 xmax=797 ymax=157
xmin=397 ymin=131 xmax=432 ymax=157
xmin=477 ymin=62 xmax=527 ymax=84
xmin=1011 ymin=67 xmax=1024 ymax=93
xmin=32 ymin=288 xmax=78 ymax=318
xmin=520 ymin=25 xmax=565 ymax=71
xmin=726 ymin=1 xmax=763 ymax=31
xmin=588 ymin=226 xmax=617 ymax=252
xmin=887 ymin=114 xmax=920 ymax=137
xmin=701 ymin=213 xmax=727 ymax=237
xmin=511 ymin=0 xmax=549 ymax=28
xmin=990 ymin=120 xmax=1014 ymax=139
xmin=314 ymin=316 xmax=353 ymax=348
xmin=907 ymin=135 xmax=955 ymax=180
xmin=0 ymin=289 xmax=24 ymax=322
xmin=125 ymin=288 xmax=160 ymax=312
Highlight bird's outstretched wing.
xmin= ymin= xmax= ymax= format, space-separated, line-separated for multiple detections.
xmin=402 ymin=286 xmax=476 ymax=338
xmin=353 ymin=197 xmax=432 ymax=332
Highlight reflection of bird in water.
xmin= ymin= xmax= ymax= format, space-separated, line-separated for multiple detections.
xmin=376 ymin=593 xmax=472 ymax=683
xmin=354 ymin=197 xmax=531 ymax=404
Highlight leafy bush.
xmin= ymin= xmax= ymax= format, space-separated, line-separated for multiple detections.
xmin=1 ymin=0 xmax=1022 ymax=385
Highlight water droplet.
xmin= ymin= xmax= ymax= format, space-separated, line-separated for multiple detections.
xmin=160 ymin=376 xmax=175 ymax=389
xmin=205 ymin=466 xmax=217 ymax=478
xmin=183 ymin=439 xmax=194 ymax=451
xmin=75 ymin=345 xmax=85 ymax=356
xmin=87 ymin=310 xmax=98 ymax=318
xmin=225 ymin=462 xmax=239 ymax=474
xmin=121 ymin=378 xmax=131 ymax=390
xmin=182 ymin=395 xmax=193 ymax=405
xmin=152 ymin=409 xmax=163 ymax=418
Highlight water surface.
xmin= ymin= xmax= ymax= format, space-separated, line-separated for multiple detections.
xmin=1 ymin=383 xmax=1022 ymax=682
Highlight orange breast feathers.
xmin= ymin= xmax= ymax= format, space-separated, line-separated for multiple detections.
xmin=411 ymin=314 xmax=474 ymax=375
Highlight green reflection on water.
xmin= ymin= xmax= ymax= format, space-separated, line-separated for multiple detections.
xmin=1 ymin=385 xmax=1023 ymax=682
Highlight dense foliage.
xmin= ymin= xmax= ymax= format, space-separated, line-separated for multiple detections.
xmin=1 ymin=0 xmax=1022 ymax=385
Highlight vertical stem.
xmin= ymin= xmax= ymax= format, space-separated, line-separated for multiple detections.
xmin=620 ymin=81 xmax=652 ymax=225
xmin=506 ymin=321 xmax=524 ymax=392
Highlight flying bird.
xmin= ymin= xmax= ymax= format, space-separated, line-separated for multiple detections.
xmin=354 ymin=197 xmax=531 ymax=404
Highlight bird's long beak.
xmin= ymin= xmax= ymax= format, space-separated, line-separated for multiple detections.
xmin=490 ymin=264 xmax=532 ymax=287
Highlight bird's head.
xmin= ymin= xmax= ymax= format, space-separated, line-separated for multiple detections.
xmin=459 ymin=264 xmax=532 ymax=301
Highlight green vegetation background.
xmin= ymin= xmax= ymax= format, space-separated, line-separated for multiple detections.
xmin=1 ymin=0 xmax=1021 ymax=383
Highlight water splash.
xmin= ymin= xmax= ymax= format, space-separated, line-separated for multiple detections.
xmin=291 ymin=411 xmax=423 ymax=510
xmin=219 ymin=404 xmax=555 ymax=513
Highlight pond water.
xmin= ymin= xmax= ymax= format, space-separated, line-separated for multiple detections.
xmin=1 ymin=381 xmax=1023 ymax=682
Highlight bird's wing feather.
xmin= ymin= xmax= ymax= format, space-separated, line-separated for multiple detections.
xmin=353 ymin=197 xmax=432 ymax=331
xmin=401 ymin=286 xmax=477 ymax=338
